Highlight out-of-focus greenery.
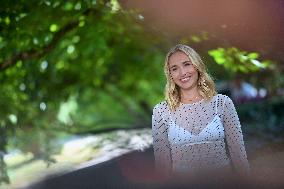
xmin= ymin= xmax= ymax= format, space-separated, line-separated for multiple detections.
xmin=0 ymin=0 xmax=169 ymax=183
xmin=208 ymin=47 xmax=283 ymax=92
xmin=0 ymin=0 xmax=283 ymax=184
xmin=238 ymin=96 xmax=284 ymax=134
xmin=209 ymin=47 xmax=271 ymax=73
xmin=0 ymin=0 xmax=166 ymax=133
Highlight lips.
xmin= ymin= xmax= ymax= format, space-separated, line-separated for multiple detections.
xmin=180 ymin=76 xmax=191 ymax=83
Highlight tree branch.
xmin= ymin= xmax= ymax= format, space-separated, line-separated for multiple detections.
xmin=0 ymin=8 xmax=96 ymax=72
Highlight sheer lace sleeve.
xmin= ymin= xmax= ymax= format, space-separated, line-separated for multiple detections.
xmin=223 ymin=96 xmax=250 ymax=175
xmin=152 ymin=103 xmax=172 ymax=176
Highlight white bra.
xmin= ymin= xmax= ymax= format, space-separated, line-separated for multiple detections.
xmin=168 ymin=95 xmax=225 ymax=146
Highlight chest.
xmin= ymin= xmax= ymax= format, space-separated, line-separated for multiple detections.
xmin=168 ymin=114 xmax=225 ymax=145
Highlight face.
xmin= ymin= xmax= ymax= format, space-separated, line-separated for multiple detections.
xmin=168 ymin=51 xmax=199 ymax=90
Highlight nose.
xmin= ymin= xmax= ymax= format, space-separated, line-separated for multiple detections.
xmin=179 ymin=67 xmax=187 ymax=76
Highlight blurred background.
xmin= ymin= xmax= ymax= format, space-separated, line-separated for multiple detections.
xmin=0 ymin=0 xmax=284 ymax=188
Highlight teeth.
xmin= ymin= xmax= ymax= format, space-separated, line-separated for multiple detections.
xmin=181 ymin=77 xmax=190 ymax=82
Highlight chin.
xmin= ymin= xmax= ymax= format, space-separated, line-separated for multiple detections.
xmin=179 ymin=84 xmax=194 ymax=90
xmin=178 ymin=82 xmax=198 ymax=90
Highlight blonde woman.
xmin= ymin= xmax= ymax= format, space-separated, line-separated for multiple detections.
xmin=152 ymin=44 xmax=250 ymax=180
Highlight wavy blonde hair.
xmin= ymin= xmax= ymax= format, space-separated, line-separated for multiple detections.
xmin=164 ymin=44 xmax=217 ymax=112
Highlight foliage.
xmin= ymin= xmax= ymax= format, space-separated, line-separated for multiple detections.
xmin=208 ymin=47 xmax=272 ymax=73
xmin=0 ymin=0 xmax=282 ymax=185
xmin=0 ymin=0 xmax=170 ymax=131
xmin=0 ymin=0 xmax=168 ymax=184
xmin=238 ymin=96 xmax=284 ymax=135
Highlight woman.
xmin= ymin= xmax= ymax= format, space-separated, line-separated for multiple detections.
xmin=152 ymin=44 xmax=250 ymax=181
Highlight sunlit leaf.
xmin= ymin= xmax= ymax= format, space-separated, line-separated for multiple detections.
xmin=49 ymin=24 xmax=58 ymax=32
xmin=248 ymin=52 xmax=259 ymax=59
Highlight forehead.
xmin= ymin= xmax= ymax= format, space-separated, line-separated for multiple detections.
xmin=168 ymin=51 xmax=191 ymax=66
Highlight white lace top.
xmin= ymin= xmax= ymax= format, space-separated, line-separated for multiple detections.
xmin=152 ymin=94 xmax=250 ymax=176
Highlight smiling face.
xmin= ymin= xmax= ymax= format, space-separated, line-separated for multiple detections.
xmin=168 ymin=50 xmax=199 ymax=91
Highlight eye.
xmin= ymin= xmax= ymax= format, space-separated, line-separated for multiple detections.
xmin=170 ymin=67 xmax=178 ymax=72
xmin=185 ymin=62 xmax=192 ymax=66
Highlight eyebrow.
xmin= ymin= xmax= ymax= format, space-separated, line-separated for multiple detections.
xmin=170 ymin=61 xmax=191 ymax=69
xmin=182 ymin=60 xmax=192 ymax=64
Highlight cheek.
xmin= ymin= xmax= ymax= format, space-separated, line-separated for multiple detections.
xmin=193 ymin=71 xmax=199 ymax=80
xmin=190 ymin=69 xmax=199 ymax=81
xmin=170 ymin=72 xmax=179 ymax=80
xmin=190 ymin=67 xmax=199 ymax=76
xmin=188 ymin=66 xmax=197 ymax=72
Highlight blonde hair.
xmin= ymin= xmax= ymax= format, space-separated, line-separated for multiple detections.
xmin=164 ymin=44 xmax=217 ymax=112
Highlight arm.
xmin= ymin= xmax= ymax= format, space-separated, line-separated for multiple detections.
xmin=152 ymin=104 xmax=172 ymax=177
xmin=222 ymin=96 xmax=250 ymax=176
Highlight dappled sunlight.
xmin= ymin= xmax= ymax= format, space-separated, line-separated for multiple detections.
xmin=4 ymin=151 xmax=33 ymax=168
xmin=1 ymin=128 xmax=152 ymax=189
xmin=76 ymin=129 xmax=152 ymax=169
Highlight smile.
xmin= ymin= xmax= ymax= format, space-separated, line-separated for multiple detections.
xmin=180 ymin=76 xmax=191 ymax=83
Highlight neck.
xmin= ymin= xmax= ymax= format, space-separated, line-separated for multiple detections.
xmin=180 ymin=85 xmax=201 ymax=100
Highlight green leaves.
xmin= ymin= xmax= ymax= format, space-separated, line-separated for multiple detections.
xmin=49 ymin=24 xmax=58 ymax=32
xmin=0 ymin=0 xmax=283 ymax=184
xmin=0 ymin=0 xmax=280 ymax=137
xmin=208 ymin=47 xmax=271 ymax=73
xmin=0 ymin=0 xmax=167 ymax=137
